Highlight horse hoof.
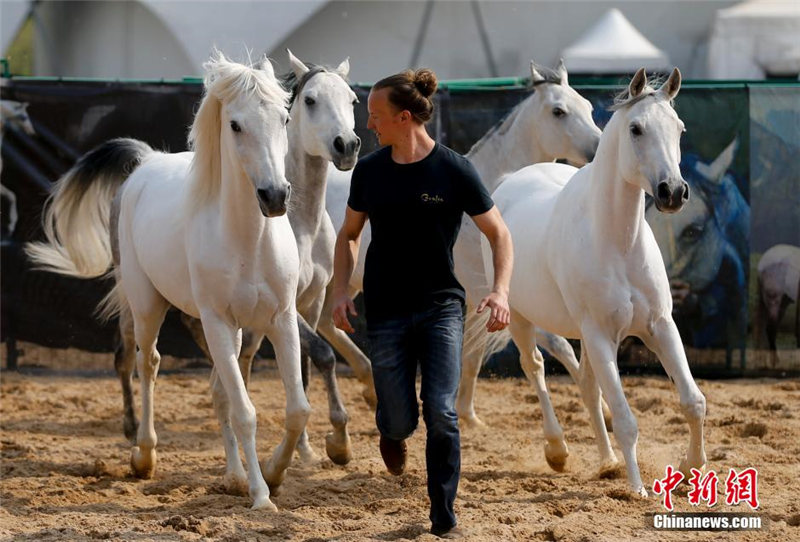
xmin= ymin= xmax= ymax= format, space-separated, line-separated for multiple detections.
xmin=633 ymin=486 xmax=649 ymax=498
xmin=223 ymin=472 xmax=249 ymax=497
xmin=251 ymin=494 xmax=278 ymax=512
xmin=296 ymin=445 xmax=321 ymax=466
xmin=678 ymin=456 xmax=706 ymax=478
xmin=459 ymin=414 xmax=488 ymax=431
xmin=130 ymin=446 xmax=156 ymax=479
xmin=325 ymin=432 xmax=353 ymax=466
xmin=123 ymin=418 xmax=139 ymax=443
xmin=544 ymin=441 xmax=569 ymax=472
xmin=262 ymin=459 xmax=286 ymax=493
xmin=362 ymin=387 xmax=378 ymax=410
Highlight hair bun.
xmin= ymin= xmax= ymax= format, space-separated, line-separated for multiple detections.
xmin=413 ymin=68 xmax=438 ymax=98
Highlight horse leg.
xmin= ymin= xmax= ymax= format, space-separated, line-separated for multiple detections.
xmin=456 ymin=304 xmax=488 ymax=429
xmin=509 ymin=310 xmax=568 ymax=472
xmin=200 ymin=311 xmax=273 ymax=510
xmin=536 ymin=328 xmax=613 ymax=432
xmin=237 ymin=330 xmax=262 ymax=388
xmin=576 ymin=341 xmax=618 ymax=471
xmin=115 ymin=303 xmax=138 ymax=442
xmin=181 ymin=312 xmax=261 ymax=387
xmin=317 ymin=283 xmax=377 ymax=408
xmin=580 ymin=322 xmax=646 ymax=497
xmin=294 ymin=336 xmax=320 ymax=464
xmin=218 ymin=330 xmax=263 ymax=494
xmin=261 ymin=312 xmax=311 ymax=494
xmin=300 ymin=313 xmax=352 ymax=466
xmin=181 ymin=313 xmax=264 ymax=495
xmin=639 ymin=318 xmax=707 ymax=479
xmin=129 ymin=292 xmax=169 ymax=479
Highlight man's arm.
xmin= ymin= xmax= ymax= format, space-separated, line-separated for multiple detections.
xmin=470 ymin=206 xmax=513 ymax=332
xmin=332 ymin=206 xmax=368 ymax=333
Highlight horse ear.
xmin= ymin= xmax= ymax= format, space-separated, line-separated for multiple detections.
xmin=659 ymin=67 xmax=681 ymax=100
xmin=697 ymin=138 xmax=738 ymax=184
xmin=335 ymin=57 xmax=350 ymax=79
xmin=287 ymin=49 xmax=310 ymax=78
xmin=628 ymin=68 xmax=647 ymax=98
xmin=260 ymin=57 xmax=276 ymax=80
xmin=530 ymin=61 xmax=545 ymax=84
xmin=556 ymin=58 xmax=568 ymax=85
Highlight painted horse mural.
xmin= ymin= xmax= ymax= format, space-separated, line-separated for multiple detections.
xmin=646 ymin=139 xmax=749 ymax=366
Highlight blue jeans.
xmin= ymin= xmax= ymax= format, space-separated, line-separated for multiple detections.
xmin=367 ymin=297 xmax=464 ymax=531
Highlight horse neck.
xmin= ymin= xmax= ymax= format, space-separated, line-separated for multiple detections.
xmin=467 ymin=100 xmax=548 ymax=193
xmin=218 ymin=140 xmax=267 ymax=249
xmin=286 ymin=125 xmax=329 ymax=246
xmin=585 ymin=120 xmax=646 ymax=255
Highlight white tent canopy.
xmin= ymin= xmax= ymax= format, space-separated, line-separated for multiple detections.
xmin=1 ymin=0 xmax=30 ymax=53
xmin=561 ymin=8 xmax=671 ymax=73
xmin=708 ymin=0 xmax=800 ymax=79
xmin=141 ymin=0 xmax=329 ymax=73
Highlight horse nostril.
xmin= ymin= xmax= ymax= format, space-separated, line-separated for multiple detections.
xmin=681 ymin=181 xmax=690 ymax=202
xmin=657 ymin=182 xmax=671 ymax=202
xmin=354 ymin=136 xmax=361 ymax=151
xmin=333 ymin=136 xmax=345 ymax=154
xmin=257 ymin=188 xmax=268 ymax=203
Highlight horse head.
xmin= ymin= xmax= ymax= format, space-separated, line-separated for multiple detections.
xmin=189 ymin=51 xmax=292 ymax=217
xmin=526 ymin=59 xmax=600 ymax=166
xmin=285 ymin=50 xmax=361 ymax=171
xmin=0 ymin=100 xmax=35 ymax=136
xmin=611 ymin=68 xmax=689 ymax=213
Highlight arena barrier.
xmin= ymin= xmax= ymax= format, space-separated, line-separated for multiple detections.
xmin=2 ymin=75 xmax=798 ymax=376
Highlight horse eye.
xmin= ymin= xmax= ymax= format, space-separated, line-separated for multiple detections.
xmin=681 ymin=224 xmax=703 ymax=241
xmin=630 ymin=124 xmax=643 ymax=136
xmin=553 ymin=107 xmax=565 ymax=118
xmin=284 ymin=115 xmax=291 ymax=126
xmin=230 ymin=120 xmax=241 ymax=133
xmin=305 ymin=96 xmax=315 ymax=106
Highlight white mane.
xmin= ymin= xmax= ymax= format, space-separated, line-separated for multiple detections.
xmin=187 ymin=51 xmax=290 ymax=210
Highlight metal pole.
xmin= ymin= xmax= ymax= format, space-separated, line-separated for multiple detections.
xmin=410 ymin=0 xmax=436 ymax=68
xmin=471 ymin=0 xmax=498 ymax=78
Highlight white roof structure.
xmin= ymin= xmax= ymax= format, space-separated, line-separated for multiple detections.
xmin=140 ymin=0 xmax=329 ymax=73
xmin=708 ymin=0 xmax=800 ymax=79
xmin=1 ymin=0 xmax=29 ymax=52
xmin=561 ymin=8 xmax=670 ymax=73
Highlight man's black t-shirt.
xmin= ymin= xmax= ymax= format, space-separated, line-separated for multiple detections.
xmin=347 ymin=142 xmax=494 ymax=321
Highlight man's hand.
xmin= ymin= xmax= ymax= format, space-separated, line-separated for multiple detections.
xmin=476 ymin=291 xmax=510 ymax=332
xmin=332 ymin=292 xmax=358 ymax=333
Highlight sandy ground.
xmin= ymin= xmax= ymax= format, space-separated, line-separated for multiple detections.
xmin=1 ymin=365 xmax=799 ymax=541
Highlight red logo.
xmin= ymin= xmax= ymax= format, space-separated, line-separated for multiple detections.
xmin=687 ymin=468 xmax=719 ymax=507
xmin=653 ymin=465 xmax=685 ymax=511
xmin=653 ymin=466 xmax=760 ymax=511
xmin=725 ymin=468 xmax=760 ymax=509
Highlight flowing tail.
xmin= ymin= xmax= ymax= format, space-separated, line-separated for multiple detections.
xmin=26 ymin=138 xmax=152 ymax=317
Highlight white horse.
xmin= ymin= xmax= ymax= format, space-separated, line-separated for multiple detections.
xmin=27 ymin=52 xmax=309 ymax=510
xmin=1 ymin=99 xmax=36 ymax=236
xmin=478 ymin=68 xmax=706 ymax=496
xmin=166 ymin=51 xmax=362 ymax=471
xmin=755 ymin=244 xmax=800 ymax=357
xmin=325 ymin=60 xmax=603 ymax=429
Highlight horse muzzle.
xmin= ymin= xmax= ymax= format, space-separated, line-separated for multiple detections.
xmin=331 ymin=135 xmax=361 ymax=171
xmin=256 ymin=184 xmax=291 ymax=217
xmin=654 ymin=179 xmax=690 ymax=213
